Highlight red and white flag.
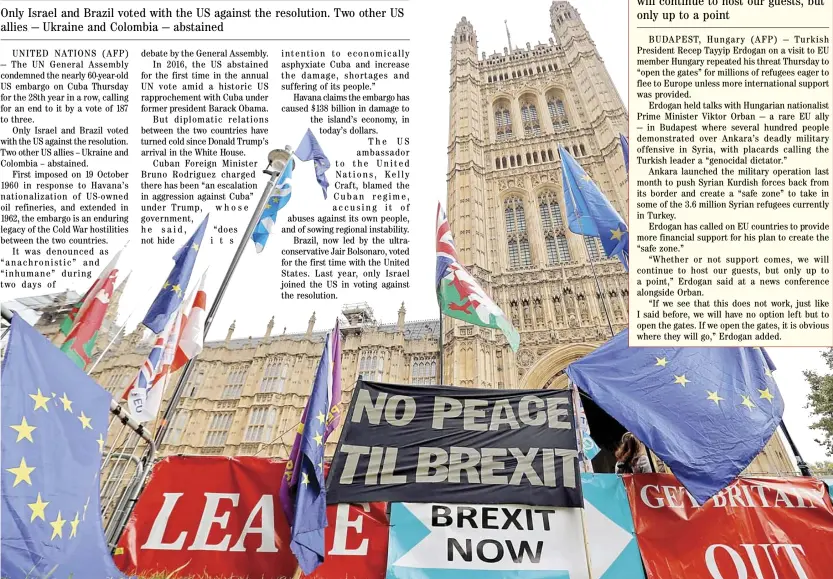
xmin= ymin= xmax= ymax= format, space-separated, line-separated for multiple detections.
xmin=171 ymin=271 xmax=207 ymax=374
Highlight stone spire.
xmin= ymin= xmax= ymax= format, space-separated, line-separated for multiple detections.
xmin=265 ymin=316 xmax=275 ymax=339
xmin=397 ymin=302 xmax=406 ymax=331
xmin=225 ymin=320 xmax=236 ymax=345
xmin=306 ymin=312 xmax=316 ymax=338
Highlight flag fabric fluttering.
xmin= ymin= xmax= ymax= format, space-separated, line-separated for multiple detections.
xmin=323 ymin=318 xmax=343 ymax=440
xmin=295 ymin=128 xmax=331 ymax=198
xmin=566 ymin=329 xmax=785 ymax=504
xmin=251 ymin=159 xmax=294 ymax=253
xmin=435 ymin=203 xmax=520 ymax=352
xmin=126 ymin=312 xmax=180 ymax=423
xmin=279 ymin=321 xmax=342 ymax=574
xmin=571 ymin=383 xmax=599 ymax=473
xmin=1 ymin=316 xmax=130 ymax=579
xmin=58 ymin=251 xmax=122 ymax=339
xmin=559 ymin=146 xmax=629 ymax=270
xmin=59 ymin=268 xmax=119 ymax=370
xmin=170 ymin=270 xmax=207 ymax=373
xmin=619 ymin=133 xmax=629 ymax=174
xmin=142 ymin=216 xmax=208 ymax=334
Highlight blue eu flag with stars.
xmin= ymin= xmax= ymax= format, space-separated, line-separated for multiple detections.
xmin=295 ymin=128 xmax=331 ymax=199
xmin=566 ymin=329 xmax=784 ymax=504
xmin=560 ymin=146 xmax=629 ymax=270
xmin=1 ymin=315 xmax=130 ymax=579
xmin=142 ymin=215 xmax=208 ymax=334
xmin=287 ymin=334 xmax=331 ymax=574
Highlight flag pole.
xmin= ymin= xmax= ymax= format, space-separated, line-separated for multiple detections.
xmin=560 ymin=149 xmax=616 ymax=338
xmin=438 ymin=297 xmax=444 ymax=385
xmin=779 ymin=421 xmax=812 ymax=476
xmin=153 ymin=146 xmax=293 ymax=446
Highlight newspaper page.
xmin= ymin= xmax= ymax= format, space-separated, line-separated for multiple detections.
xmin=1 ymin=1 xmax=832 ymax=578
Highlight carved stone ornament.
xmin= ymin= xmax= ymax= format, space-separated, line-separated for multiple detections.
xmin=517 ymin=348 xmax=535 ymax=368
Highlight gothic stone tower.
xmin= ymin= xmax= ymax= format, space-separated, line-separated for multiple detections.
xmin=443 ymin=2 xmax=794 ymax=475
xmin=445 ymin=2 xmax=629 ymax=390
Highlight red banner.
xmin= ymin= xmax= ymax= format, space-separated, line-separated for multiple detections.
xmin=114 ymin=456 xmax=388 ymax=579
xmin=625 ymin=474 xmax=833 ymax=579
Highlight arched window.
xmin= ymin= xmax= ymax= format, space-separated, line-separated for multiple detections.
xmin=533 ymin=151 xmax=539 ymax=163
xmin=510 ymin=156 xmax=516 ymax=168
xmin=526 ymin=152 xmax=532 ymax=165
xmin=540 ymin=193 xmax=571 ymax=265
xmin=580 ymin=144 xmax=587 ymax=156
xmin=584 ymin=236 xmax=602 ymax=261
xmin=548 ymin=97 xmax=570 ymax=130
xmin=501 ymin=156 xmax=507 ymax=168
xmin=520 ymin=97 xmax=541 ymax=137
xmin=548 ymin=149 xmax=554 ymax=161
xmin=504 ymin=197 xmax=531 ymax=269
xmin=494 ymin=102 xmax=513 ymax=141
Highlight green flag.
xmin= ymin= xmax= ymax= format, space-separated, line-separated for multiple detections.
xmin=436 ymin=203 xmax=519 ymax=351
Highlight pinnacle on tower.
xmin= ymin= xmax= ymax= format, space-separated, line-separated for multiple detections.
xmin=225 ymin=320 xmax=236 ymax=345
xmin=452 ymin=16 xmax=477 ymax=48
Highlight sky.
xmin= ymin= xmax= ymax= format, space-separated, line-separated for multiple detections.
xmin=0 ymin=0 xmax=828 ymax=463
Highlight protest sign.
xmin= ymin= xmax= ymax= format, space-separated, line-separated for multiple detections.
xmin=326 ymin=381 xmax=582 ymax=507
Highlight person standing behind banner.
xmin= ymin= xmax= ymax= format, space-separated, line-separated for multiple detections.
xmin=615 ymin=432 xmax=651 ymax=474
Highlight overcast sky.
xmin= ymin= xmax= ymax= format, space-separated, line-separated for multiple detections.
xmin=1 ymin=0 xmax=828 ymax=463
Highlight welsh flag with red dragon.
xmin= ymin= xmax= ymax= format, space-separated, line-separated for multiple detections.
xmin=59 ymin=268 xmax=119 ymax=370
xmin=436 ymin=203 xmax=520 ymax=351
xmin=58 ymin=251 xmax=122 ymax=338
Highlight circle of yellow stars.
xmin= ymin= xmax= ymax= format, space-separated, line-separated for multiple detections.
xmin=6 ymin=388 xmax=104 ymax=543
xmin=297 ymin=411 xmax=328 ymax=487
xmin=653 ymin=355 xmax=777 ymax=409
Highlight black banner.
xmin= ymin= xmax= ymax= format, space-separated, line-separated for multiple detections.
xmin=325 ymin=381 xmax=582 ymax=508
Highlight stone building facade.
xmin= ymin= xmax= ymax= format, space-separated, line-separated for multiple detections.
xmin=17 ymin=1 xmax=794 ymax=475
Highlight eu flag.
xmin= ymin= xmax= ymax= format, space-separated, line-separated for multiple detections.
xmin=282 ymin=333 xmax=333 ymax=574
xmin=559 ymin=146 xmax=629 ymax=270
xmin=251 ymin=158 xmax=294 ymax=253
xmin=295 ymin=128 xmax=331 ymax=198
xmin=619 ymin=133 xmax=629 ymax=174
xmin=566 ymin=329 xmax=785 ymax=504
xmin=142 ymin=215 xmax=208 ymax=334
xmin=1 ymin=316 xmax=129 ymax=579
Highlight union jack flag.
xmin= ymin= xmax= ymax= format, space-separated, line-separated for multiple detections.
xmin=435 ymin=203 xmax=460 ymax=288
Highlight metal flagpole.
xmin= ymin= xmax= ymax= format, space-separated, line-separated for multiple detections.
xmin=438 ymin=297 xmax=444 ymax=385
xmin=780 ymin=421 xmax=812 ymax=476
xmin=560 ymin=150 xmax=616 ymax=338
xmin=153 ymin=146 xmax=293 ymax=446
xmin=561 ymin=150 xmax=659 ymax=472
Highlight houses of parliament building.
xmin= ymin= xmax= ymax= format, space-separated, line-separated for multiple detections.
xmin=14 ymin=2 xmax=794 ymax=475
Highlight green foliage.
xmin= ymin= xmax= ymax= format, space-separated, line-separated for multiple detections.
xmin=804 ymin=349 xmax=833 ymax=456
xmin=811 ymin=460 xmax=833 ymax=475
